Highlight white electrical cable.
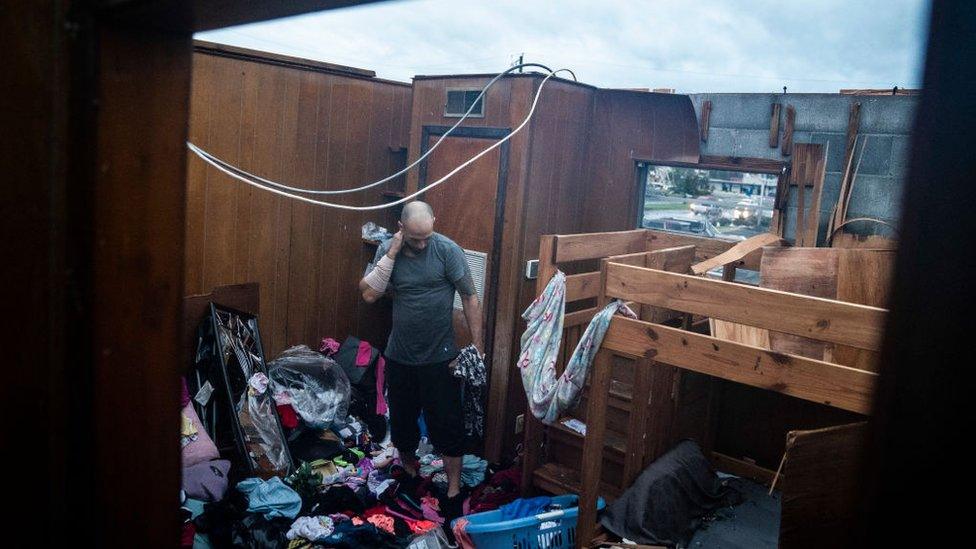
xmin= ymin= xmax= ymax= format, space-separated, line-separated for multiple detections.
xmin=189 ymin=63 xmax=573 ymax=196
xmin=187 ymin=68 xmax=572 ymax=211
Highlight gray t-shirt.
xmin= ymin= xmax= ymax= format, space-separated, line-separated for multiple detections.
xmin=369 ymin=233 xmax=476 ymax=365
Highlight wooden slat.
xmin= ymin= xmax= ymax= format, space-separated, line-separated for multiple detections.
xmin=700 ymin=100 xmax=712 ymax=142
xmin=828 ymin=102 xmax=863 ymax=237
xmin=643 ymin=245 xmax=696 ymax=323
xmin=798 ymin=143 xmax=827 ymax=246
xmin=553 ymin=229 xmax=647 ymax=262
xmin=605 ymin=263 xmax=886 ymax=351
xmin=601 ymin=316 xmax=877 ymax=414
xmin=769 ymin=103 xmax=782 ymax=148
xmin=577 ymin=350 xmax=613 ymax=548
xmin=565 ymin=306 xmax=599 ymax=327
xmin=782 ymin=105 xmax=795 ymax=156
xmin=622 ymin=356 xmax=653 ymax=486
xmin=711 ymin=451 xmax=781 ymax=485
xmin=691 ymin=233 xmax=783 ymax=275
xmin=565 ymin=272 xmax=600 ymax=301
xmin=646 ymin=230 xmax=765 ymax=271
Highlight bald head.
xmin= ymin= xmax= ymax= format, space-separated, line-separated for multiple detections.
xmin=401 ymin=201 xmax=434 ymax=223
xmin=399 ymin=201 xmax=435 ymax=252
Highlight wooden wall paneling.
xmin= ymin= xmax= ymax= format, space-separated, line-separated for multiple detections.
xmin=185 ymin=51 xmax=411 ymax=357
xmin=779 ymin=422 xmax=868 ymax=547
xmin=284 ymin=71 xmax=323 ymax=349
xmin=185 ymin=54 xmax=215 ymax=295
xmin=331 ymin=79 xmax=375 ymax=343
xmin=201 ymin=55 xmax=245 ymax=292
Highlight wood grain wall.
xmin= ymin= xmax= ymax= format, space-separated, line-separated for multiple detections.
xmin=185 ymin=46 xmax=412 ymax=357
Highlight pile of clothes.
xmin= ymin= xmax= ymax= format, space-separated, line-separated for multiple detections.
xmin=180 ymin=338 xmax=521 ymax=548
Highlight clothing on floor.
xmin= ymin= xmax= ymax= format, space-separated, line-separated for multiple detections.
xmin=386 ymin=356 xmax=465 ymax=457
xmin=418 ymin=454 xmax=487 ymax=488
xmin=518 ymin=270 xmax=636 ymax=423
xmin=286 ymin=516 xmax=335 ymax=541
xmin=499 ymin=496 xmax=553 ymax=521
xmin=370 ymin=232 xmax=475 ymax=365
xmin=600 ymin=440 xmax=738 ymax=547
xmin=237 ymin=477 xmax=302 ymax=520
xmin=182 ymin=459 xmax=231 ymax=502
xmin=452 ymin=344 xmax=487 ymax=441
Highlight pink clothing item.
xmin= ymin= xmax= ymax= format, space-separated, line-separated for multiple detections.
xmin=319 ymin=337 xmax=341 ymax=356
xmin=421 ymin=496 xmax=444 ymax=524
xmin=355 ymin=341 xmax=373 ymax=366
xmin=375 ymin=356 xmax=388 ymax=415
xmin=181 ymin=403 xmax=220 ymax=468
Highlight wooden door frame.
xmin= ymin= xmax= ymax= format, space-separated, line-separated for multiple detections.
xmin=417 ymin=124 xmax=511 ymax=406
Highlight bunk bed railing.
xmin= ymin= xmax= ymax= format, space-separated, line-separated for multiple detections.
xmin=573 ymin=258 xmax=887 ymax=548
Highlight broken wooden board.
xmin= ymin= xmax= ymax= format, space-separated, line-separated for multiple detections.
xmin=779 ymin=422 xmax=868 ymax=548
xmin=760 ymin=247 xmax=895 ymax=370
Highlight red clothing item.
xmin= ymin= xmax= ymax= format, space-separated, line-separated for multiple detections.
xmin=276 ymin=404 xmax=299 ymax=429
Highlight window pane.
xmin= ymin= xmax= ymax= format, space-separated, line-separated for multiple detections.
xmin=640 ymin=165 xmax=778 ymax=241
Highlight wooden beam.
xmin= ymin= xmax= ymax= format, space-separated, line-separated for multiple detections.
xmin=604 ymin=263 xmax=887 ymax=351
xmin=553 ymin=230 xmax=648 ymax=263
xmin=565 ymin=272 xmax=600 ymax=301
xmin=646 ymin=230 xmax=766 ymax=271
xmin=601 ymin=316 xmax=877 ymax=414
xmin=690 ymin=233 xmax=784 ymax=275
xmin=828 ymin=103 xmax=862 ymax=237
xmin=769 ymin=103 xmax=782 ymax=148
xmin=700 ymin=100 xmax=712 ymax=142
xmin=565 ymin=306 xmax=599 ymax=327
xmin=577 ymin=350 xmax=614 ymax=548
xmin=782 ymin=105 xmax=796 ymax=156
xmin=520 ymin=236 xmax=557 ymax=496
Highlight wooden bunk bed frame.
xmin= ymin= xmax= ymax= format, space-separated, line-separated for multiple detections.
xmin=520 ymin=229 xmax=886 ymax=548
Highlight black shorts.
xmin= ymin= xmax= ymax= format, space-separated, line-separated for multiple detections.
xmin=385 ymin=355 xmax=465 ymax=457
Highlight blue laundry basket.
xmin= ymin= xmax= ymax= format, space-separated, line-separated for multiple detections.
xmin=453 ymin=494 xmax=606 ymax=549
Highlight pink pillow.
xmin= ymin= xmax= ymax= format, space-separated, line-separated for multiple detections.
xmin=181 ymin=402 xmax=220 ymax=468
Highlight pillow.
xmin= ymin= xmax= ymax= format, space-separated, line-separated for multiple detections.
xmin=181 ymin=402 xmax=220 ymax=468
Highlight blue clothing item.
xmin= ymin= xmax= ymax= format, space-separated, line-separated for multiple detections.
xmin=499 ymin=496 xmax=554 ymax=520
xmin=418 ymin=454 xmax=488 ymax=487
xmin=237 ymin=477 xmax=302 ymax=519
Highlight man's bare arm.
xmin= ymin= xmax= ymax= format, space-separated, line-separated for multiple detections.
xmin=360 ymin=231 xmax=403 ymax=303
xmin=460 ymin=293 xmax=484 ymax=354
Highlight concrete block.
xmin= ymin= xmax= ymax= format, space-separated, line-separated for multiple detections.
xmin=809 ymin=133 xmax=847 ymax=173
xmin=858 ymin=96 xmax=919 ymax=134
xmin=845 ymin=174 xmax=903 ymax=220
xmin=888 ymin=134 xmax=913 ymax=175
xmin=698 ymin=94 xmax=778 ymax=131
xmin=788 ymin=94 xmax=854 ymax=133
xmin=819 ymin=172 xmax=843 ymax=213
xmin=703 ymin=128 xmax=780 ymax=161
xmin=854 ymin=135 xmax=894 ymax=175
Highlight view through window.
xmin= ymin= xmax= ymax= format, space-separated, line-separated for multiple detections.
xmin=638 ymin=163 xmax=778 ymax=241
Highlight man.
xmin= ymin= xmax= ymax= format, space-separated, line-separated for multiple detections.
xmin=359 ymin=201 xmax=482 ymax=518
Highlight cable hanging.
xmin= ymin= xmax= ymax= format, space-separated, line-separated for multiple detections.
xmin=187 ymin=63 xmax=576 ymax=205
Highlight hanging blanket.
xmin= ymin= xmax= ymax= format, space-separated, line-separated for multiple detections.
xmin=518 ymin=271 xmax=636 ymax=424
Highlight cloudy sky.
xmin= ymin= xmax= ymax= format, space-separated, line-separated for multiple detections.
xmin=198 ymin=0 xmax=929 ymax=93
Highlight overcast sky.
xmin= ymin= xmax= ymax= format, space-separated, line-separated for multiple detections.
xmin=197 ymin=0 xmax=929 ymax=93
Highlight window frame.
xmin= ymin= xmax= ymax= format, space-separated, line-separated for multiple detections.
xmin=633 ymin=154 xmax=790 ymax=238
xmin=444 ymin=88 xmax=486 ymax=118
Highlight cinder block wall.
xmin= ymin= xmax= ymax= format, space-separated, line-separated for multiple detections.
xmin=689 ymin=93 xmax=917 ymax=243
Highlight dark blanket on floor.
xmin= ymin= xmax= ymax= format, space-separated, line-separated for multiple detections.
xmin=600 ymin=440 xmax=737 ymax=547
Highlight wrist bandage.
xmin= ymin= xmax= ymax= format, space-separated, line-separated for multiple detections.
xmin=364 ymin=254 xmax=395 ymax=293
